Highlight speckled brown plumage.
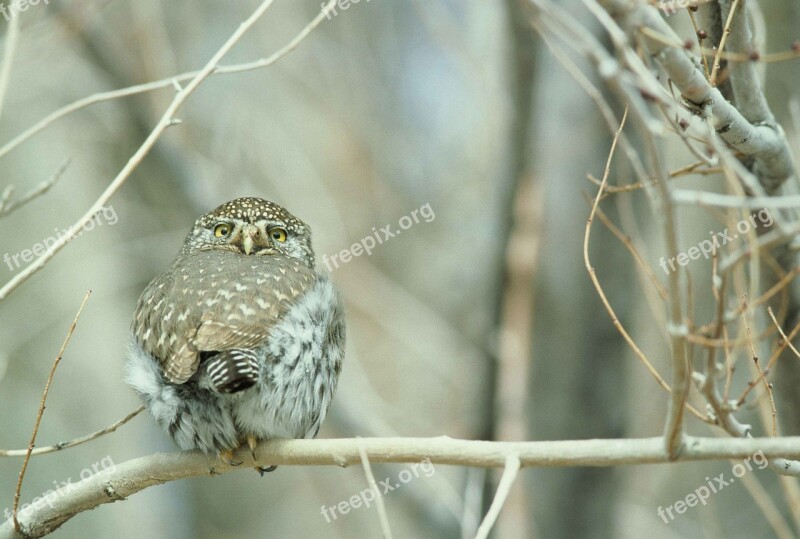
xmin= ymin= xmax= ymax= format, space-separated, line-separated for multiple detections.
xmin=133 ymin=250 xmax=315 ymax=384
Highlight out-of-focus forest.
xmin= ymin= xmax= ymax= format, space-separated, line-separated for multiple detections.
xmin=0 ymin=0 xmax=799 ymax=538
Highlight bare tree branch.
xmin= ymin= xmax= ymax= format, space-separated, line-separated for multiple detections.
xmin=12 ymin=291 xmax=91 ymax=532
xmin=0 ymin=0 xmax=336 ymax=303
xmin=0 ymin=407 xmax=144 ymax=458
xmin=474 ymin=455 xmax=520 ymax=539
xmin=0 ymin=0 xmax=336 ymax=162
xmin=5 ymin=436 xmax=800 ymax=538
xmin=671 ymin=190 xmax=800 ymax=208
xmin=724 ymin=0 xmax=773 ymax=123
xmin=0 ymin=159 xmax=70 ymax=219
xmin=357 ymin=438 xmax=393 ymax=539
xmin=596 ymin=0 xmax=796 ymax=191
xmin=0 ymin=5 xmax=20 ymax=124
xmin=708 ymin=0 xmax=740 ymax=86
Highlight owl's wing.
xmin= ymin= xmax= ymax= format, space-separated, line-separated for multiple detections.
xmin=133 ymin=271 xmax=202 ymax=384
xmin=193 ymin=320 xmax=267 ymax=351
xmin=134 ymin=255 xmax=316 ymax=384
xmin=191 ymin=262 xmax=316 ymax=355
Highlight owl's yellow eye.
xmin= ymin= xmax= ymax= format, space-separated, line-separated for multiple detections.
xmin=214 ymin=223 xmax=232 ymax=237
xmin=270 ymin=227 xmax=287 ymax=242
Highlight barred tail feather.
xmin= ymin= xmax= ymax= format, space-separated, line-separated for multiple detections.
xmin=203 ymin=350 xmax=259 ymax=393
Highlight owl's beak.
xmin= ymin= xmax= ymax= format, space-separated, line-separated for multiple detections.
xmin=243 ymin=235 xmax=254 ymax=255
xmin=241 ymin=224 xmax=260 ymax=255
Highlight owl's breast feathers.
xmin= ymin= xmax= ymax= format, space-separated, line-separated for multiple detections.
xmin=133 ymin=250 xmax=316 ymax=384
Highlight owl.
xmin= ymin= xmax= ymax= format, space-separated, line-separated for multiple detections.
xmin=124 ymin=197 xmax=345 ymax=472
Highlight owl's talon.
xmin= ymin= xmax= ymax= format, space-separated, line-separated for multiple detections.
xmin=219 ymin=450 xmax=242 ymax=467
xmin=256 ymin=465 xmax=278 ymax=476
xmin=246 ymin=435 xmax=258 ymax=460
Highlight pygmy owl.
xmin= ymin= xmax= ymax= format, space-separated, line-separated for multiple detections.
xmin=124 ymin=197 xmax=345 ymax=472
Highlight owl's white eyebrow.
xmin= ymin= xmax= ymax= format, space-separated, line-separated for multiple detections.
xmin=207 ymin=220 xmax=232 ymax=228
xmin=262 ymin=221 xmax=289 ymax=230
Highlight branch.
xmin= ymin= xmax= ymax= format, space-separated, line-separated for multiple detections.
xmin=475 ymin=454 xmax=520 ymax=539
xmin=724 ymin=0 xmax=773 ymax=123
xmin=5 ymin=436 xmax=800 ymax=538
xmin=671 ymin=190 xmax=800 ymax=209
xmin=597 ymin=0 xmax=796 ymax=191
xmin=0 ymin=0 xmax=336 ymax=303
xmin=708 ymin=0 xmax=740 ymax=86
xmin=0 ymin=3 xmax=20 ymax=123
xmin=0 ymin=0 xmax=335 ymax=162
xmin=0 ymin=407 xmax=144 ymax=458
xmin=12 ymin=291 xmax=91 ymax=532
xmin=582 ymin=107 xmax=705 ymax=420
xmin=0 ymin=159 xmax=69 ymax=219
xmin=357 ymin=439 xmax=393 ymax=539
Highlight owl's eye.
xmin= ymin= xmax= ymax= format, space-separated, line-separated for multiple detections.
xmin=270 ymin=227 xmax=287 ymax=242
xmin=214 ymin=223 xmax=232 ymax=237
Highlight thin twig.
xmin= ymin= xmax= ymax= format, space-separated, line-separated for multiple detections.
xmin=0 ymin=6 xmax=20 ymax=123
xmin=710 ymin=0 xmax=741 ymax=86
xmin=672 ymin=190 xmax=800 ymax=209
xmin=0 ymin=0 xmax=311 ymax=303
xmin=659 ymin=83 xmax=717 ymax=167
xmin=475 ymin=455 xmax=521 ymax=539
xmin=0 ymin=406 xmax=144 ymax=457
xmin=0 ymin=159 xmax=70 ymax=218
xmin=687 ymin=7 xmax=711 ymax=77
xmin=582 ymin=107 xmax=704 ymax=422
xmin=590 ymin=199 xmax=668 ymax=300
xmin=0 ymin=0 xmax=337 ymax=162
xmin=768 ymin=307 xmax=800 ymax=362
xmin=700 ymin=264 xmax=726 ymax=405
xmin=740 ymin=301 xmax=776 ymax=436
xmin=720 ymin=266 xmax=800 ymax=324
xmin=12 ymin=290 xmax=91 ymax=532
xmin=767 ymin=314 xmax=800 ymax=378
xmin=583 ymin=0 xmax=693 ymax=457
xmin=596 ymin=0 xmax=795 ymax=190
xmin=712 ymin=254 xmax=736 ymax=404
xmin=735 ymin=464 xmax=795 ymax=539
xmin=357 ymin=438 xmax=393 ymax=539
xmin=638 ymin=24 xmax=800 ymax=66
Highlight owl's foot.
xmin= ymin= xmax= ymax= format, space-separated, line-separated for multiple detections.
xmin=256 ymin=465 xmax=278 ymax=476
xmin=219 ymin=449 xmax=242 ymax=467
xmin=246 ymin=435 xmax=276 ymax=474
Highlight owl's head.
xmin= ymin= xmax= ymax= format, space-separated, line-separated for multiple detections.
xmin=182 ymin=197 xmax=315 ymax=268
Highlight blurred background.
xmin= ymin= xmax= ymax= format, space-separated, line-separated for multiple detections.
xmin=0 ymin=0 xmax=798 ymax=537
